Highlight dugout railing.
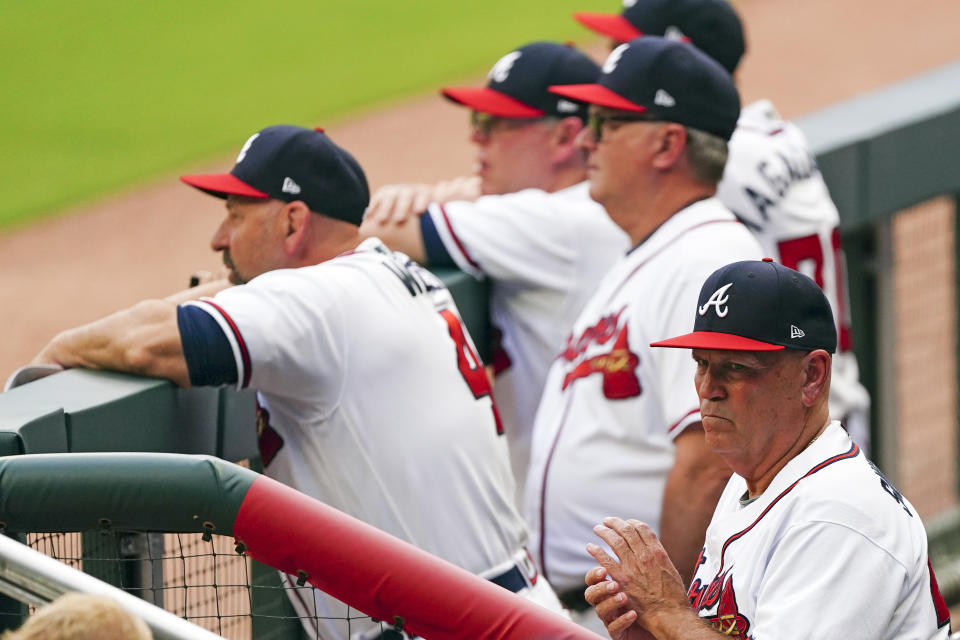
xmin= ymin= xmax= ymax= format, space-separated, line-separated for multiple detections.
xmin=0 ymin=452 xmax=600 ymax=640
xmin=1 ymin=58 xmax=960 ymax=623
xmin=0 ymin=532 xmax=227 ymax=640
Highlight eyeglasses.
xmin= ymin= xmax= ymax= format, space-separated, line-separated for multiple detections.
xmin=587 ymin=112 xmax=662 ymax=141
xmin=470 ymin=111 xmax=544 ymax=137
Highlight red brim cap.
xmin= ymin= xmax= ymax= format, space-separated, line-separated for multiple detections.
xmin=650 ymin=331 xmax=787 ymax=351
xmin=180 ymin=173 xmax=270 ymax=199
xmin=548 ymin=83 xmax=647 ymax=113
xmin=573 ymin=12 xmax=643 ymax=43
xmin=441 ymin=87 xmax=545 ymax=118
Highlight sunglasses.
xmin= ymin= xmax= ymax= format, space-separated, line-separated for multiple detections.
xmin=587 ymin=112 xmax=662 ymax=141
xmin=470 ymin=111 xmax=544 ymax=137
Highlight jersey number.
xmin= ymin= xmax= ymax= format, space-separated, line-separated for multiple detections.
xmin=777 ymin=228 xmax=852 ymax=351
xmin=439 ymin=309 xmax=504 ymax=435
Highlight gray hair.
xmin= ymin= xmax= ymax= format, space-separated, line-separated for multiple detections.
xmin=684 ymin=127 xmax=729 ymax=184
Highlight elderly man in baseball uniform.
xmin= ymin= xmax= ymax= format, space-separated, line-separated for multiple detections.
xmin=362 ymin=42 xmax=630 ymax=503
xmin=573 ymin=0 xmax=872 ymax=453
xmin=584 ymin=259 xmax=950 ymax=640
xmin=31 ymin=125 xmax=563 ymax=639
xmin=523 ymin=37 xmax=763 ymax=632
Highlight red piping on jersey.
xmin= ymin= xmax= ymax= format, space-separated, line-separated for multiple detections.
xmin=438 ymin=204 xmax=482 ymax=272
xmin=200 ymin=299 xmax=252 ymax=389
xmin=607 ymin=218 xmax=744 ymax=303
xmin=668 ymin=407 xmax=701 ymax=434
xmin=737 ymin=124 xmax=784 ymax=136
xmin=713 ymin=442 xmax=860 ymax=577
xmin=538 ymin=393 xmax=576 ymax=582
xmin=538 ymin=216 xmax=744 ymax=581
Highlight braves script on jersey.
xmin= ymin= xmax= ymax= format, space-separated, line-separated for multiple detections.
xmin=181 ymin=238 xmax=550 ymax=639
xmin=423 ymin=182 xmax=630 ymax=501
xmin=524 ymin=199 xmax=762 ymax=593
xmin=718 ymin=100 xmax=871 ymax=447
xmin=689 ymin=422 xmax=950 ymax=639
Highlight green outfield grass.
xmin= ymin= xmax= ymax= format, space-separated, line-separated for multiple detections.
xmin=0 ymin=0 xmax=601 ymax=229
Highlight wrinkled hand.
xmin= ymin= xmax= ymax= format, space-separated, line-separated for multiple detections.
xmin=584 ymin=566 xmax=653 ymax=640
xmin=587 ymin=517 xmax=690 ymax=636
xmin=364 ymin=176 xmax=481 ymax=225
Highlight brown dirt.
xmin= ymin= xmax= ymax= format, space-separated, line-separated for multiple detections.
xmin=3 ymin=0 xmax=960 ymax=381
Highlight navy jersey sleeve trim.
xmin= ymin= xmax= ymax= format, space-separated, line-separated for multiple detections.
xmin=177 ymin=304 xmax=239 ymax=387
xmin=420 ymin=212 xmax=457 ymax=267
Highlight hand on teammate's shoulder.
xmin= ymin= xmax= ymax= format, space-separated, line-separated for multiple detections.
xmin=364 ymin=176 xmax=480 ymax=226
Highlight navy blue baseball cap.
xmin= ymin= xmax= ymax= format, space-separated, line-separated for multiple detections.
xmin=442 ymin=41 xmax=600 ymax=120
xmin=651 ymin=258 xmax=838 ymax=353
xmin=573 ymin=0 xmax=746 ymax=74
xmin=181 ymin=125 xmax=370 ymax=226
xmin=549 ymin=36 xmax=740 ymax=140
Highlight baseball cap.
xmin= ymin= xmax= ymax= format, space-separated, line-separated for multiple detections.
xmin=550 ymin=36 xmax=740 ymax=140
xmin=651 ymin=258 xmax=838 ymax=353
xmin=180 ymin=125 xmax=370 ymax=226
xmin=441 ymin=41 xmax=601 ymax=120
xmin=573 ymin=0 xmax=745 ymax=74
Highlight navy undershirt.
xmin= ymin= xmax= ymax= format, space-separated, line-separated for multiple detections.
xmin=176 ymin=305 xmax=238 ymax=387
xmin=420 ymin=213 xmax=456 ymax=267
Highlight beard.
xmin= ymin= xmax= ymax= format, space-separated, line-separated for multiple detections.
xmin=222 ymin=251 xmax=246 ymax=285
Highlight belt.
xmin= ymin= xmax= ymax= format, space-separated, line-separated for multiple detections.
xmin=488 ymin=563 xmax=528 ymax=593
xmin=557 ymin=586 xmax=591 ymax=612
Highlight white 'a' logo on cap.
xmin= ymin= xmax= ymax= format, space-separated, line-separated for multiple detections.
xmin=236 ymin=133 xmax=259 ymax=164
xmin=623 ymin=0 xmax=638 ymax=7
xmin=699 ymin=282 xmax=733 ymax=318
xmin=489 ymin=51 xmax=522 ymax=83
xmin=603 ymin=44 xmax=629 ymax=74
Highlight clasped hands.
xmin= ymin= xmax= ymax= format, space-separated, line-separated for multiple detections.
xmin=584 ymin=517 xmax=691 ymax=640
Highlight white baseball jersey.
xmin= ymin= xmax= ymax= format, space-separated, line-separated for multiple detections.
xmin=524 ymin=199 xmax=763 ymax=593
xmin=180 ymin=238 xmax=560 ymax=639
xmin=689 ymin=422 xmax=951 ymax=639
xmin=423 ymin=182 xmax=630 ymax=501
xmin=718 ymin=100 xmax=871 ymax=450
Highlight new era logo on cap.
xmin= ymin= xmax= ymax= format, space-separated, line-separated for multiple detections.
xmin=180 ymin=125 xmax=369 ymax=226
xmin=664 ymin=26 xmax=689 ymax=42
xmin=654 ymin=89 xmax=676 ymax=108
xmin=281 ymin=177 xmax=301 ymax=195
xmin=650 ymin=259 xmax=838 ymax=353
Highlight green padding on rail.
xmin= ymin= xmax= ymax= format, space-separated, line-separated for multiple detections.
xmin=0 ymin=453 xmax=258 ymax=536
xmin=0 ymin=369 xmax=258 ymax=460
xmin=0 ymin=270 xmax=486 ymax=460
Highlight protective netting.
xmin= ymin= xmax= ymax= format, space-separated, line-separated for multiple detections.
xmin=15 ymin=532 xmax=391 ymax=639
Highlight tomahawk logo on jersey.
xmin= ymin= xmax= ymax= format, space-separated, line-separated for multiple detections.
xmin=687 ymin=423 xmax=950 ymax=639
xmin=558 ymin=307 xmax=642 ymax=399
xmin=525 ymin=200 xmax=763 ymax=595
